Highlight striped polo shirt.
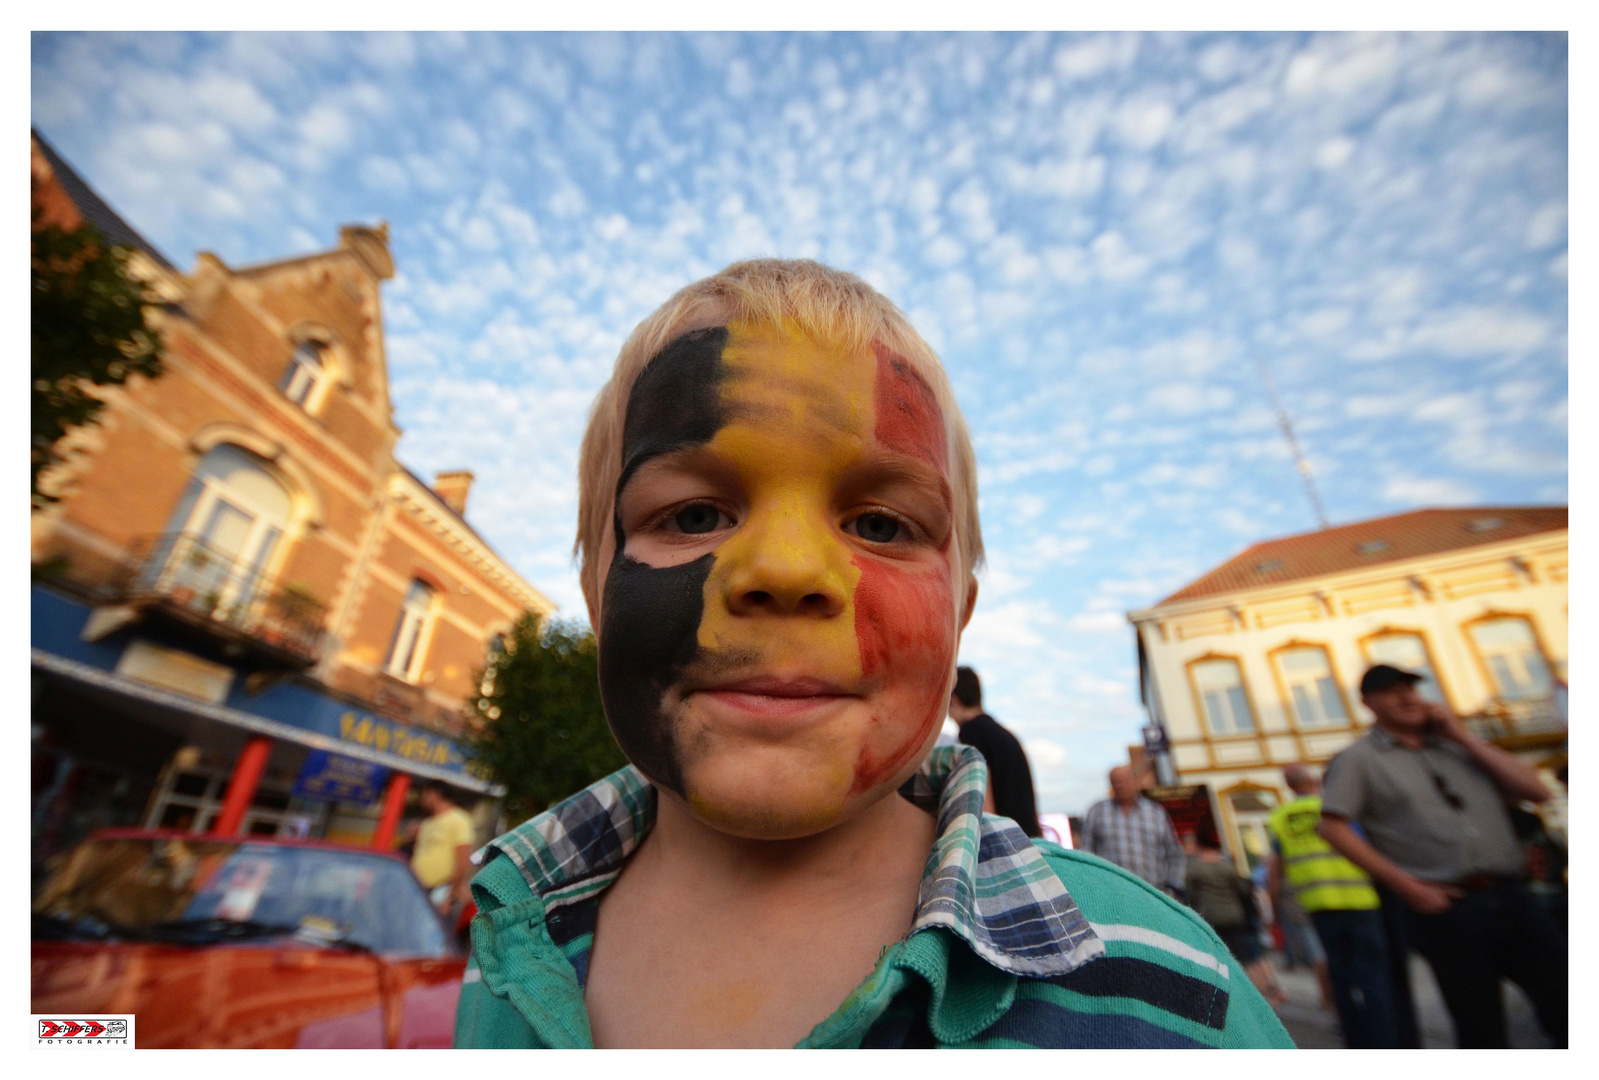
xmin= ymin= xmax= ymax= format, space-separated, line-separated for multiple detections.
xmin=454 ymin=745 xmax=1293 ymax=1048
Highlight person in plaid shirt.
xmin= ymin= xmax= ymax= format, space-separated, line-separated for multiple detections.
xmin=454 ymin=260 xmax=1289 ymax=1048
xmin=1081 ymin=765 xmax=1188 ymax=899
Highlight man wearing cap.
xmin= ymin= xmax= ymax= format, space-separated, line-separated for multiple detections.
xmin=1316 ymin=664 xmax=1566 ymax=1048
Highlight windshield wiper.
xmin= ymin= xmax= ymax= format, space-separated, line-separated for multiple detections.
xmin=302 ymin=935 xmax=375 ymax=954
xmin=32 ymin=912 xmax=122 ymax=941
xmin=141 ymin=917 xmax=375 ymax=953
xmin=141 ymin=917 xmax=307 ymax=944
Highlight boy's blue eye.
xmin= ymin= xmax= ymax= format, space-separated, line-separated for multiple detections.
xmin=673 ymin=505 xmax=722 ymax=534
xmin=851 ymin=513 xmax=902 ymax=543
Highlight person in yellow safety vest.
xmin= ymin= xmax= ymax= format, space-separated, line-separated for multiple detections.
xmin=1267 ymin=764 xmax=1399 ymax=1048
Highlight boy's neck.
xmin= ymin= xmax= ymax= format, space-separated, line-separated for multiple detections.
xmin=585 ymin=781 xmax=940 ymax=1047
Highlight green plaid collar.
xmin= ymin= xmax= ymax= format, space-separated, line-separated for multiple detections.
xmin=482 ymin=744 xmax=1102 ymax=978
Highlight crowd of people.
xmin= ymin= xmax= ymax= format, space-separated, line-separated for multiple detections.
xmin=1076 ymin=662 xmax=1568 ymax=1049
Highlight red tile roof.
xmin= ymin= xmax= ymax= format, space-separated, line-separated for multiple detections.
xmin=1157 ymin=506 xmax=1567 ymax=605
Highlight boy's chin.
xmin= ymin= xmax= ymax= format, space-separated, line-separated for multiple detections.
xmin=675 ymin=755 xmax=884 ymax=840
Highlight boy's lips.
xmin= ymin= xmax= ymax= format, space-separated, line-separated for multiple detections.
xmin=691 ymin=675 xmax=859 ymax=718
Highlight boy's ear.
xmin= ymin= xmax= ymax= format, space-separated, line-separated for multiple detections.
xmin=959 ymin=574 xmax=979 ymax=632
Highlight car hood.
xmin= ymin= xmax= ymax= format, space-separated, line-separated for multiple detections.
xmin=32 ymin=939 xmax=464 ymax=1048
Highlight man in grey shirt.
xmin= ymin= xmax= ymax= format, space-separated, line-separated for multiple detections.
xmin=1317 ymin=664 xmax=1565 ymax=1048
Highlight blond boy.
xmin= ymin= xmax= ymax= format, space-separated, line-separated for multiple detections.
xmin=454 ymin=260 xmax=1291 ymax=1048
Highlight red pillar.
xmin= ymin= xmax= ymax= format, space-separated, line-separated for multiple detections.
xmin=211 ymin=736 xmax=273 ymax=836
xmin=371 ymin=773 xmax=412 ymax=850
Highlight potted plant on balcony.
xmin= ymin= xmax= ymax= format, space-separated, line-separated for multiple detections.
xmin=184 ymin=543 xmax=213 ymax=572
xmin=272 ymin=583 xmax=324 ymax=651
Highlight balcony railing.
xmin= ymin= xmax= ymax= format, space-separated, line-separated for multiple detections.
xmin=122 ymin=532 xmax=327 ymax=663
xmin=1463 ymin=695 xmax=1567 ymax=745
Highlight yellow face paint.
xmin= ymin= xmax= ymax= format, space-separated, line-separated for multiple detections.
xmin=695 ymin=320 xmax=871 ymax=674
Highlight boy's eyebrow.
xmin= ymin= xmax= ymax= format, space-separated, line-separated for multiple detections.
xmin=839 ymin=447 xmax=953 ymax=511
xmin=617 ymin=444 xmax=736 ymax=495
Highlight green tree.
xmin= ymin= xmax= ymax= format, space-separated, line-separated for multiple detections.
xmin=465 ymin=614 xmax=629 ymax=825
xmin=32 ymin=214 xmax=165 ymax=509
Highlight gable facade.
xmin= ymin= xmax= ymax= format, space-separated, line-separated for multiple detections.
xmin=31 ymin=133 xmax=554 ymax=864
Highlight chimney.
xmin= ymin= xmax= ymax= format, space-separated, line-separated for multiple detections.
xmin=433 ymin=471 xmax=474 ymax=517
xmin=339 ymin=222 xmax=395 ymax=280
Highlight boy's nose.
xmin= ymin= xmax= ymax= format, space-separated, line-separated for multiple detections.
xmin=719 ymin=505 xmax=849 ymax=619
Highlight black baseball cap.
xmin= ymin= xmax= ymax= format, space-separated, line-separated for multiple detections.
xmin=1360 ymin=664 xmax=1423 ymax=695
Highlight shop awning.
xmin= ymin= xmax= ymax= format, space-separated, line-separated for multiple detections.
xmin=32 ymin=648 xmax=504 ymax=796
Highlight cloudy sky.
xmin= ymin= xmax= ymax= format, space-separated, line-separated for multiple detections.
xmin=32 ymin=31 xmax=1568 ymax=814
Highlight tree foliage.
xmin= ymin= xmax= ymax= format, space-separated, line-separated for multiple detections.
xmin=464 ymin=614 xmax=629 ymax=825
xmin=32 ymin=214 xmax=165 ymax=508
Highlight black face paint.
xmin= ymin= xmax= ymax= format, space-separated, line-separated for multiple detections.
xmin=599 ymin=552 xmax=713 ymax=793
xmin=615 ymin=326 xmax=730 ymax=491
xmin=597 ymin=326 xmax=730 ymax=795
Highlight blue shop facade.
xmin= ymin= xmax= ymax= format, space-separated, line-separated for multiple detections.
xmin=32 ymin=584 xmax=500 ymax=875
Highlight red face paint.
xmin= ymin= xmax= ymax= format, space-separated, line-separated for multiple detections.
xmin=872 ymin=342 xmax=948 ymax=472
xmin=846 ymin=345 xmax=960 ymax=795
xmin=848 ymin=550 xmax=956 ymax=794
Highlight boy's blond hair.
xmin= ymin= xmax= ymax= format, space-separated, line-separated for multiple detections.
xmin=576 ymin=258 xmax=983 ymax=612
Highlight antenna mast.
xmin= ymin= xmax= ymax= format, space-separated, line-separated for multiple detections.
xmin=1258 ymin=360 xmax=1330 ymax=530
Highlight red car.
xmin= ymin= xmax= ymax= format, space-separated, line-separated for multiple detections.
xmin=32 ymin=829 xmax=466 ymax=1048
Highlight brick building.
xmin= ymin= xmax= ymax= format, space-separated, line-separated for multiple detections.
xmin=30 ymin=131 xmax=554 ymax=872
xmin=1126 ymin=506 xmax=1567 ymax=871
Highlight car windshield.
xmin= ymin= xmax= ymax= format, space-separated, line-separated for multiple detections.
xmin=33 ymin=837 xmax=451 ymax=958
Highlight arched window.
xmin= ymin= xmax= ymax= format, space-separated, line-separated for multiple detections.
xmin=155 ymin=445 xmax=292 ymax=615
xmin=1466 ymin=616 xmax=1552 ymax=701
xmin=280 ymin=340 xmax=328 ymax=409
xmin=385 ymin=580 xmax=438 ymax=681
xmin=1362 ymin=631 xmax=1447 ymax=705
xmin=1274 ymin=644 xmax=1349 ymax=728
xmin=1190 ymin=656 xmax=1256 ymax=736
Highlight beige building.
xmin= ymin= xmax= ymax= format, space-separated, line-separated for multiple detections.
xmin=31 ymin=131 xmax=554 ymax=867
xmin=1127 ymin=506 xmax=1567 ymax=871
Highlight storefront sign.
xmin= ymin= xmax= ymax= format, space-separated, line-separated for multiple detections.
xmin=293 ymin=750 xmax=388 ymax=804
xmin=336 ymin=711 xmax=461 ymax=769
xmin=1146 ymin=784 xmax=1218 ymax=841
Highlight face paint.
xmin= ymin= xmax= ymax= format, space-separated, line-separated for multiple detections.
xmin=848 ymin=556 xmax=955 ymax=793
xmin=598 ymin=327 xmax=730 ymax=792
xmin=598 ymin=319 xmax=962 ymax=837
xmin=616 ymin=326 xmax=730 ymax=488
xmin=848 ymin=346 xmax=956 ymax=793
xmin=599 ymin=551 xmax=713 ymax=795
xmin=871 ymin=341 xmax=949 ymax=473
